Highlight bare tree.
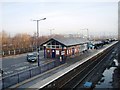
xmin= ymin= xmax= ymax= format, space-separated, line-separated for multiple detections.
xmin=2 ymin=30 xmax=9 ymax=51
xmin=1 ymin=30 xmax=67 ymax=55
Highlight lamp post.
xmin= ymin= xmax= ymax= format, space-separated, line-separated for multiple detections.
xmin=32 ymin=18 xmax=46 ymax=66
xmin=80 ymin=28 xmax=90 ymax=50
xmin=86 ymin=29 xmax=89 ymax=40
xmin=49 ymin=29 xmax=54 ymax=35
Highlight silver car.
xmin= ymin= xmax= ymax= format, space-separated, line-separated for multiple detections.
xmin=27 ymin=53 xmax=37 ymax=62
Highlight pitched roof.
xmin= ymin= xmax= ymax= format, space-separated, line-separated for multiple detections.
xmin=41 ymin=36 xmax=88 ymax=47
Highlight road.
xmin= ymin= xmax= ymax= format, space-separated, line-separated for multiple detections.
xmin=1 ymin=50 xmax=44 ymax=76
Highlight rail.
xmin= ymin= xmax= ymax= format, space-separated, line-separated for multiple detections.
xmin=72 ymin=44 xmax=115 ymax=89
xmin=40 ymin=41 xmax=118 ymax=89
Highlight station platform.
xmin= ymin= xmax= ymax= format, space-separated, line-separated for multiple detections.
xmin=10 ymin=41 xmax=118 ymax=89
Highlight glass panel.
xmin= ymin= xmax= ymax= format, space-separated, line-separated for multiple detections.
xmin=56 ymin=50 xmax=59 ymax=55
xmin=52 ymin=45 xmax=55 ymax=48
xmin=47 ymin=45 xmax=50 ymax=48
xmin=56 ymin=45 xmax=59 ymax=48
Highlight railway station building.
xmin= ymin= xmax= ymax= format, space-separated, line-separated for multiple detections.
xmin=41 ymin=37 xmax=89 ymax=60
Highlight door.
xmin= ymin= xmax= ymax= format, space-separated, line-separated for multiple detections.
xmin=52 ymin=49 xmax=56 ymax=58
xmin=72 ymin=48 xmax=74 ymax=55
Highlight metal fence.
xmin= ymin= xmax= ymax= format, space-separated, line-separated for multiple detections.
xmin=2 ymin=48 xmax=35 ymax=57
xmin=0 ymin=59 xmax=64 ymax=89
xmin=2 ymin=46 xmax=44 ymax=57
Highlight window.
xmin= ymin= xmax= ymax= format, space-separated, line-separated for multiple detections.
xmin=64 ymin=47 xmax=66 ymax=49
xmin=52 ymin=45 xmax=55 ymax=48
xmin=56 ymin=45 xmax=59 ymax=48
xmin=56 ymin=50 xmax=59 ymax=55
xmin=69 ymin=50 xmax=70 ymax=53
xmin=47 ymin=45 xmax=50 ymax=48
xmin=67 ymin=50 xmax=69 ymax=55
xmin=75 ymin=49 xmax=76 ymax=52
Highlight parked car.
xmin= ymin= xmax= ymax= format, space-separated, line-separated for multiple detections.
xmin=27 ymin=53 xmax=37 ymax=62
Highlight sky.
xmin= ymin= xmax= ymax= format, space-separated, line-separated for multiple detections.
xmin=1 ymin=0 xmax=119 ymax=37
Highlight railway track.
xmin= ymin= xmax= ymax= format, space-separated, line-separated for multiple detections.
xmin=41 ymin=42 xmax=118 ymax=90
xmin=73 ymin=45 xmax=117 ymax=89
xmin=61 ymin=43 xmax=116 ymax=89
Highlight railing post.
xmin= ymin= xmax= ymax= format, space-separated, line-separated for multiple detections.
xmin=18 ymin=73 xmax=19 ymax=83
xmin=54 ymin=60 xmax=56 ymax=67
xmin=48 ymin=63 xmax=49 ymax=70
xmin=29 ymin=67 xmax=31 ymax=78
xmin=2 ymin=76 xmax=4 ymax=90
xmin=39 ymin=66 xmax=41 ymax=74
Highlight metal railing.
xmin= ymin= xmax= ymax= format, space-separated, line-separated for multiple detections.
xmin=1 ymin=46 xmax=44 ymax=57
xmin=0 ymin=59 xmax=65 ymax=89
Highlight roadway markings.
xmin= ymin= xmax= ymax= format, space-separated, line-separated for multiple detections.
xmin=116 ymin=53 xmax=118 ymax=57
xmin=4 ymin=70 xmax=14 ymax=75
xmin=11 ymin=62 xmax=29 ymax=67
xmin=15 ymin=66 xmax=29 ymax=71
xmin=32 ymin=63 xmax=37 ymax=66
xmin=3 ymin=62 xmax=30 ymax=75
xmin=2 ymin=67 xmax=8 ymax=70
xmin=3 ymin=61 xmax=44 ymax=75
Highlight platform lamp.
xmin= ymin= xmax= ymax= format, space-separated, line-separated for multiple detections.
xmin=32 ymin=18 xmax=46 ymax=66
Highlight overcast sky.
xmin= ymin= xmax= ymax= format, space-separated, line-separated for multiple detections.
xmin=1 ymin=0 xmax=119 ymax=36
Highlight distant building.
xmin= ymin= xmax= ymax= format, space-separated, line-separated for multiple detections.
xmin=41 ymin=37 xmax=88 ymax=60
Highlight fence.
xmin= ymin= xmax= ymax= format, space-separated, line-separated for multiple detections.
xmin=0 ymin=59 xmax=65 ymax=89
xmin=1 ymin=46 xmax=44 ymax=57
xmin=2 ymin=47 xmax=36 ymax=57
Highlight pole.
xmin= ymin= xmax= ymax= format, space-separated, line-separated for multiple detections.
xmin=80 ymin=28 xmax=89 ymax=40
xmin=87 ymin=29 xmax=89 ymax=40
xmin=37 ymin=20 xmax=40 ymax=66
xmin=37 ymin=21 xmax=39 ymax=37
xmin=32 ymin=18 xmax=46 ymax=67
xmin=49 ymin=29 xmax=54 ymax=35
